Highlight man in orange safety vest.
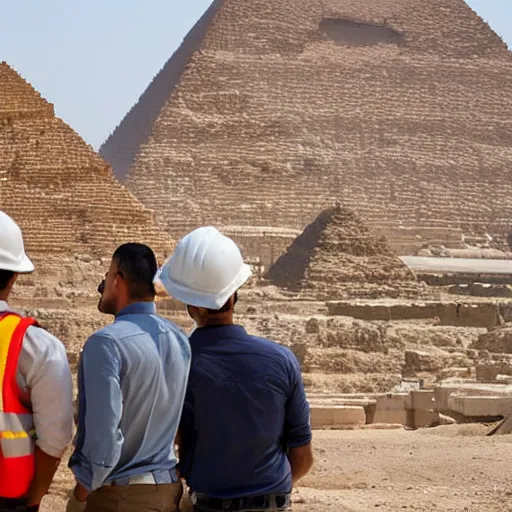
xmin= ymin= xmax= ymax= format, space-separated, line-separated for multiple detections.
xmin=0 ymin=211 xmax=73 ymax=511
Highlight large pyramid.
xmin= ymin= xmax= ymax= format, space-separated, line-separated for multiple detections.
xmin=266 ymin=205 xmax=419 ymax=299
xmin=0 ymin=62 xmax=172 ymax=264
xmin=101 ymin=0 xmax=512 ymax=259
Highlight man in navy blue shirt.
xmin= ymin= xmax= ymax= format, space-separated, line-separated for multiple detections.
xmin=156 ymin=227 xmax=313 ymax=511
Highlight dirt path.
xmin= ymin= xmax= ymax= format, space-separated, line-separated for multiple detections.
xmin=41 ymin=425 xmax=512 ymax=512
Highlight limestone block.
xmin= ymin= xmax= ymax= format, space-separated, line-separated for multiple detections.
xmin=326 ymin=302 xmax=500 ymax=327
xmin=361 ymin=423 xmax=404 ymax=430
xmin=413 ymin=409 xmax=439 ymax=429
xmin=473 ymin=327 xmax=512 ymax=354
xmin=375 ymin=394 xmax=408 ymax=411
xmin=448 ymin=395 xmax=512 ymax=418
xmin=410 ymin=390 xmax=435 ymax=411
xmin=373 ymin=394 xmax=409 ymax=425
xmin=435 ymin=386 xmax=456 ymax=411
xmin=434 ymin=383 xmax=512 ymax=411
xmin=372 ymin=409 xmax=408 ymax=426
xmin=438 ymin=413 xmax=457 ymax=426
xmin=310 ymin=405 xmax=366 ymax=429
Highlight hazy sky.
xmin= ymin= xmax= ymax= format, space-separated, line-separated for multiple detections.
xmin=1 ymin=0 xmax=510 ymax=149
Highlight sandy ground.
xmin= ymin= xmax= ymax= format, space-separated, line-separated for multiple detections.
xmin=40 ymin=425 xmax=512 ymax=512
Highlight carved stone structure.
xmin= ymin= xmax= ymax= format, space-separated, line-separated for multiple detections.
xmin=266 ymin=205 xmax=419 ymax=299
xmin=101 ymin=0 xmax=512 ymax=260
xmin=0 ymin=62 xmax=172 ymax=261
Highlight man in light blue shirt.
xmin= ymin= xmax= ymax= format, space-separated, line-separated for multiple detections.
xmin=67 ymin=243 xmax=191 ymax=512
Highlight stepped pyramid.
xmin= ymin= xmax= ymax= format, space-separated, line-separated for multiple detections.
xmin=0 ymin=62 xmax=172 ymax=270
xmin=266 ymin=205 xmax=419 ymax=299
xmin=100 ymin=0 xmax=512 ymax=260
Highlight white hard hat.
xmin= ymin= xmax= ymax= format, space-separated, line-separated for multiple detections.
xmin=0 ymin=211 xmax=34 ymax=273
xmin=155 ymin=226 xmax=252 ymax=309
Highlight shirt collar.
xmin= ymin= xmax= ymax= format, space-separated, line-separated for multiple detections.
xmin=0 ymin=301 xmax=22 ymax=317
xmin=116 ymin=302 xmax=156 ymax=318
xmin=190 ymin=324 xmax=247 ymax=342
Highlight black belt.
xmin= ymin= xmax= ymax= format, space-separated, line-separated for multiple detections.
xmin=0 ymin=498 xmax=39 ymax=512
xmin=194 ymin=493 xmax=290 ymax=511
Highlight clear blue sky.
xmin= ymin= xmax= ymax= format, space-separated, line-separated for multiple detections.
xmin=1 ymin=0 xmax=510 ymax=150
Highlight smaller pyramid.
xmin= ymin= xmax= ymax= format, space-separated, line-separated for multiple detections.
xmin=0 ymin=62 xmax=172 ymax=259
xmin=266 ymin=205 xmax=419 ymax=299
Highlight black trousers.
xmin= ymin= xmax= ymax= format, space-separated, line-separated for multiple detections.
xmin=0 ymin=498 xmax=38 ymax=512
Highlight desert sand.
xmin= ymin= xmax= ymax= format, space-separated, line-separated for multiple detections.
xmin=40 ymin=425 xmax=512 ymax=512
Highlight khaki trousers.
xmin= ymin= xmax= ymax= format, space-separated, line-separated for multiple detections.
xmin=84 ymin=481 xmax=183 ymax=512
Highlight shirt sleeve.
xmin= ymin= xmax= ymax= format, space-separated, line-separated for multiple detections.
xmin=283 ymin=351 xmax=312 ymax=448
xmin=69 ymin=334 xmax=124 ymax=492
xmin=18 ymin=326 xmax=74 ymax=458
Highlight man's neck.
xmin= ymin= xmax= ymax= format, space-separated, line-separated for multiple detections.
xmin=201 ymin=313 xmax=234 ymax=328
xmin=115 ymin=297 xmax=154 ymax=316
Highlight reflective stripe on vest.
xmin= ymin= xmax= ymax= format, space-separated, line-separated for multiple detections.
xmin=0 ymin=314 xmax=20 ymax=411
xmin=0 ymin=412 xmax=35 ymax=458
xmin=0 ymin=313 xmax=37 ymax=498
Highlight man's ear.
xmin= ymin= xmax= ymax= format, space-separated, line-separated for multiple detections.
xmin=10 ymin=273 xmax=19 ymax=287
xmin=187 ymin=305 xmax=207 ymax=322
xmin=7 ymin=273 xmax=18 ymax=292
xmin=113 ymin=272 xmax=124 ymax=292
xmin=187 ymin=305 xmax=198 ymax=318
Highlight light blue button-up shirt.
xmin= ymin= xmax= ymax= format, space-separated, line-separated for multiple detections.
xmin=69 ymin=302 xmax=191 ymax=491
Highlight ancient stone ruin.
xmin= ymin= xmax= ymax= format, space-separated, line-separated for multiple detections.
xmin=266 ymin=205 xmax=419 ymax=299
xmin=100 ymin=0 xmax=512 ymax=261
xmin=0 ymin=62 xmax=173 ymax=294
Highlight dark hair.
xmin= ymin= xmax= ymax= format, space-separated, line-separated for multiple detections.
xmin=113 ymin=243 xmax=157 ymax=301
xmin=0 ymin=270 xmax=14 ymax=291
xmin=205 ymin=291 xmax=238 ymax=315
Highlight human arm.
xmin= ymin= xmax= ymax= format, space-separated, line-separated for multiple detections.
xmin=288 ymin=443 xmax=314 ymax=485
xmin=283 ymin=352 xmax=313 ymax=485
xmin=25 ymin=447 xmax=61 ymax=507
xmin=68 ymin=334 xmax=124 ymax=494
xmin=18 ymin=327 xmax=74 ymax=506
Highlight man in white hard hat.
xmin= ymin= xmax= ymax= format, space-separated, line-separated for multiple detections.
xmin=157 ymin=227 xmax=313 ymax=512
xmin=0 ymin=211 xmax=73 ymax=512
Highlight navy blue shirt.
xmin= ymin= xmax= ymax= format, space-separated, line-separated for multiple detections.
xmin=180 ymin=325 xmax=311 ymax=498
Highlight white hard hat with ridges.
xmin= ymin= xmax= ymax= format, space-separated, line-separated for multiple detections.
xmin=156 ymin=226 xmax=252 ymax=309
xmin=0 ymin=211 xmax=34 ymax=273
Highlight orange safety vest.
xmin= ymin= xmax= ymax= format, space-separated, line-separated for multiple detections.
xmin=0 ymin=312 xmax=37 ymax=498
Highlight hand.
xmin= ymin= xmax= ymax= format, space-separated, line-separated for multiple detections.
xmin=73 ymin=484 xmax=89 ymax=502
xmin=65 ymin=486 xmax=88 ymax=512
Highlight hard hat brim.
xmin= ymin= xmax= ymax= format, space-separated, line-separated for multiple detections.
xmin=155 ymin=263 xmax=252 ymax=310
xmin=0 ymin=254 xmax=35 ymax=273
